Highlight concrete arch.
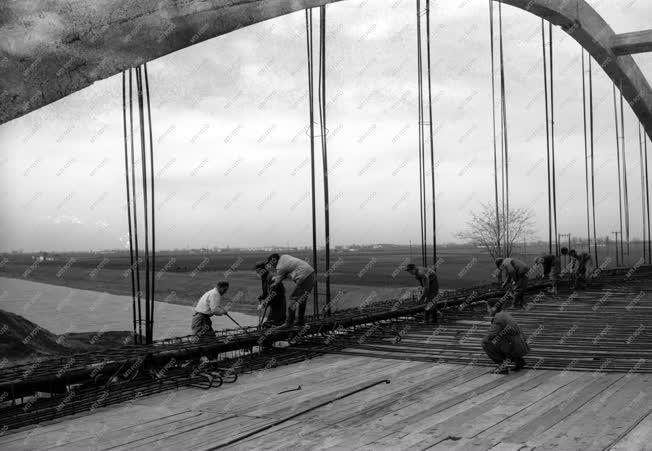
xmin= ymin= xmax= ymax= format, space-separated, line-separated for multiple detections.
xmin=1 ymin=0 xmax=651 ymax=138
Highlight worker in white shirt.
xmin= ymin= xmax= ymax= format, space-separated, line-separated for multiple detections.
xmin=266 ymin=253 xmax=315 ymax=328
xmin=191 ymin=281 xmax=229 ymax=336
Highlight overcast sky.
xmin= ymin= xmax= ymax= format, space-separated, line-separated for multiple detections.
xmin=1 ymin=0 xmax=652 ymax=252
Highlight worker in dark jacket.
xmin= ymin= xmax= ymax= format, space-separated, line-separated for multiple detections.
xmin=562 ymin=248 xmax=592 ymax=290
xmin=535 ymin=254 xmax=561 ymax=294
xmin=254 ymin=261 xmax=286 ymax=327
xmin=481 ymin=300 xmax=529 ymax=373
xmin=405 ymin=263 xmax=439 ymax=324
xmin=495 ymin=257 xmax=530 ymax=308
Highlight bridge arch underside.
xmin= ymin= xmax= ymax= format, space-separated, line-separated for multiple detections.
xmin=1 ymin=0 xmax=651 ymax=138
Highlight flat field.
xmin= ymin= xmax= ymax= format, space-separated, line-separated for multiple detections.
xmin=0 ymin=242 xmax=641 ymax=314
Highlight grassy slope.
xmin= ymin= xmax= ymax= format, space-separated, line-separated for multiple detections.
xmin=0 ymin=309 xmax=134 ymax=366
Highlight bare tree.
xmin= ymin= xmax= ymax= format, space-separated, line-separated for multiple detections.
xmin=456 ymin=203 xmax=535 ymax=259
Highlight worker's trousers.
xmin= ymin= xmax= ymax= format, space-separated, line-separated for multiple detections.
xmin=482 ymin=338 xmax=506 ymax=364
xmin=286 ymin=272 xmax=316 ymax=326
xmin=191 ymin=313 xmax=214 ymax=337
xmin=424 ymin=286 xmax=439 ymax=324
xmin=513 ymin=275 xmax=528 ymax=308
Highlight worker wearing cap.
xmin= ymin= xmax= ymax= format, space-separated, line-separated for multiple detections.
xmin=266 ymin=253 xmax=315 ymax=328
xmin=405 ymin=263 xmax=439 ymax=324
xmin=495 ymin=257 xmax=530 ymax=308
xmin=191 ymin=281 xmax=229 ymax=337
xmin=535 ymin=253 xmax=561 ymax=294
xmin=481 ymin=299 xmax=529 ymax=373
xmin=254 ymin=261 xmax=286 ymax=327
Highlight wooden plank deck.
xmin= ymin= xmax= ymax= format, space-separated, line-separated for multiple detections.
xmin=1 ymin=353 xmax=650 ymax=451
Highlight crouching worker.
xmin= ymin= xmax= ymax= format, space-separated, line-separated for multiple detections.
xmin=254 ymin=261 xmax=286 ymax=327
xmin=266 ymin=253 xmax=315 ymax=328
xmin=405 ymin=263 xmax=439 ymax=324
xmin=191 ymin=281 xmax=229 ymax=337
xmin=481 ymin=300 xmax=529 ymax=374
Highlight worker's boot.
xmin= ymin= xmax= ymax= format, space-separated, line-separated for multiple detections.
xmin=279 ymin=304 xmax=296 ymax=328
xmin=513 ymin=357 xmax=526 ymax=371
xmin=493 ymin=361 xmax=509 ymax=375
xmin=294 ymin=300 xmax=307 ymax=327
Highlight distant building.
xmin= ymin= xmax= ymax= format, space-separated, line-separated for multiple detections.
xmin=33 ymin=252 xmax=55 ymax=262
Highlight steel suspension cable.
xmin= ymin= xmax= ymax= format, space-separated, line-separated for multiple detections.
xmin=488 ymin=0 xmax=501 ymax=257
xmin=589 ymin=57 xmax=598 ymax=264
xmin=643 ymin=130 xmax=652 ymax=261
xmin=425 ymin=0 xmax=436 ymax=266
xmin=305 ymin=9 xmax=319 ymax=318
xmin=128 ymin=69 xmax=143 ymax=344
xmin=613 ymin=82 xmax=625 ymax=263
xmin=620 ymin=85 xmax=630 ymax=256
xmin=498 ymin=1 xmax=510 ymax=255
xmin=548 ymin=22 xmax=558 ymax=255
xmin=581 ymin=50 xmax=592 ymax=255
xmin=416 ymin=0 xmax=426 ymax=266
xmin=144 ymin=63 xmax=156 ymax=341
xmin=317 ymin=5 xmax=331 ymax=314
xmin=542 ymin=19 xmax=553 ymax=255
xmin=639 ymin=123 xmax=647 ymax=262
xmin=135 ymin=67 xmax=151 ymax=343
xmin=122 ymin=71 xmax=138 ymax=344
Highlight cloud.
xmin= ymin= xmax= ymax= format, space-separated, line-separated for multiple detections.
xmin=1 ymin=0 xmax=651 ymax=251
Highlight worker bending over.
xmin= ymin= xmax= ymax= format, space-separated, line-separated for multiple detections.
xmin=405 ymin=263 xmax=439 ymax=324
xmin=266 ymin=253 xmax=315 ymax=328
xmin=254 ymin=261 xmax=286 ymax=327
xmin=535 ymin=253 xmax=561 ymax=294
xmin=191 ymin=281 xmax=229 ymax=337
xmin=481 ymin=300 xmax=529 ymax=374
xmin=495 ymin=257 xmax=530 ymax=308
xmin=562 ymin=248 xmax=592 ymax=290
